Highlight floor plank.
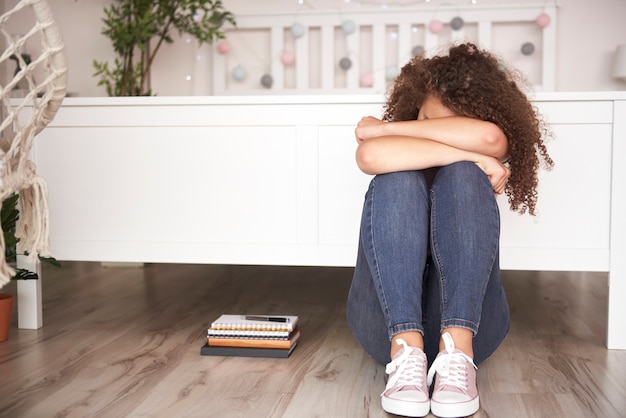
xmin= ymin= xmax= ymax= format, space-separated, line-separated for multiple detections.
xmin=0 ymin=263 xmax=625 ymax=417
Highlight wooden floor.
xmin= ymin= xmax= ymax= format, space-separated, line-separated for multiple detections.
xmin=0 ymin=262 xmax=625 ymax=418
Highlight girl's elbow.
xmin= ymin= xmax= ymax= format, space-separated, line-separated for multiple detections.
xmin=356 ymin=144 xmax=379 ymax=175
xmin=484 ymin=124 xmax=508 ymax=158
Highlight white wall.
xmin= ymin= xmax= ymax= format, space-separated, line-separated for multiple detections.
xmin=2 ymin=0 xmax=625 ymax=96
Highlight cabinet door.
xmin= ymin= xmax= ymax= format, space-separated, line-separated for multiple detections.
xmin=498 ymin=100 xmax=613 ymax=271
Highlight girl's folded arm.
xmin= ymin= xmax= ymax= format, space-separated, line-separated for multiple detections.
xmin=357 ymin=116 xmax=508 ymax=160
xmin=356 ymin=135 xmax=510 ymax=194
xmin=356 ymin=135 xmax=479 ymax=175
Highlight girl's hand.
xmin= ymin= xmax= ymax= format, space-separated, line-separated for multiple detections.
xmin=355 ymin=116 xmax=384 ymax=143
xmin=474 ymin=156 xmax=511 ymax=195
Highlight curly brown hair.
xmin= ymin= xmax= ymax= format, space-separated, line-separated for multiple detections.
xmin=383 ymin=42 xmax=554 ymax=215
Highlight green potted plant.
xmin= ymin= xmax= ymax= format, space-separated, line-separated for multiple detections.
xmin=0 ymin=194 xmax=59 ymax=341
xmin=93 ymin=0 xmax=236 ymax=96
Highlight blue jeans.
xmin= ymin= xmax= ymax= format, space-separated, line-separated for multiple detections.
xmin=346 ymin=162 xmax=510 ymax=366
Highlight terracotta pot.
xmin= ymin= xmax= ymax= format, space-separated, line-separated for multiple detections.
xmin=0 ymin=293 xmax=14 ymax=342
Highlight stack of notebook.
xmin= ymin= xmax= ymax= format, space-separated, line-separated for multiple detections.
xmin=201 ymin=314 xmax=300 ymax=358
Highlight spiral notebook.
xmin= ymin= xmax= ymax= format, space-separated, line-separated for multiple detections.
xmin=207 ymin=329 xmax=292 ymax=339
xmin=208 ymin=329 xmax=301 ymax=349
xmin=209 ymin=314 xmax=298 ymax=333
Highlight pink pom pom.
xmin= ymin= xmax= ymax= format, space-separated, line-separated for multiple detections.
xmin=217 ymin=40 xmax=231 ymax=54
xmin=536 ymin=13 xmax=551 ymax=28
xmin=429 ymin=20 xmax=443 ymax=34
xmin=281 ymin=51 xmax=295 ymax=66
xmin=360 ymin=73 xmax=374 ymax=87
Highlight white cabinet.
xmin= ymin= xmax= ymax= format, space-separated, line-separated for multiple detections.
xmin=26 ymin=92 xmax=626 ymax=348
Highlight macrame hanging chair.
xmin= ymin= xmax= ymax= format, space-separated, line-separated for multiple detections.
xmin=0 ymin=0 xmax=68 ymax=287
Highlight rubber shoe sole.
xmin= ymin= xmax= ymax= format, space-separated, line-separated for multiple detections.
xmin=430 ymin=396 xmax=479 ymax=418
xmin=382 ymin=395 xmax=430 ymax=417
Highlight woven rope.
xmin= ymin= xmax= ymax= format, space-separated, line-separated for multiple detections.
xmin=0 ymin=0 xmax=68 ymax=287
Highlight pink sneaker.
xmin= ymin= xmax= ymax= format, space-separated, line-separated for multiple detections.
xmin=381 ymin=338 xmax=430 ymax=417
xmin=427 ymin=332 xmax=479 ymax=417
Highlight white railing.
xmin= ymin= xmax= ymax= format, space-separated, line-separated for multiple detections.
xmin=211 ymin=3 xmax=557 ymax=94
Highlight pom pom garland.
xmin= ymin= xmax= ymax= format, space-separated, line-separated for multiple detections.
xmin=281 ymin=51 xmax=295 ymax=66
xmin=360 ymin=73 xmax=374 ymax=87
xmin=342 ymin=20 xmax=357 ymax=35
xmin=450 ymin=17 xmax=464 ymax=30
xmin=428 ymin=19 xmax=443 ymax=34
xmin=536 ymin=13 xmax=551 ymax=28
xmin=261 ymin=74 xmax=273 ymax=88
xmin=232 ymin=65 xmax=247 ymax=81
xmin=217 ymin=40 xmax=231 ymax=54
xmin=291 ymin=22 xmax=306 ymax=38
xmin=521 ymin=42 xmax=535 ymax=56
xmin=412 ymin=45 xmax=425 ymax=57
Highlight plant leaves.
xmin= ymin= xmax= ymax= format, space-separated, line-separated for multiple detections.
xmin=93 ymin=0 xmax=236 ymax=96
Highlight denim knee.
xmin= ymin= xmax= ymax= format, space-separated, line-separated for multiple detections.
xmin=432 ymin=161 xmax=494 ymax=200
xmin=373 ymin=170 xmax=428 ymax=194
xmin=436 ymin=161 xmax=488 ymax=183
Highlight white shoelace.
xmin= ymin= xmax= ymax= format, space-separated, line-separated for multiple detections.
xmin=427 ymin=333 xmax=477 ymax=390
xmin=383 ymin=338 xmax=425 ymax=393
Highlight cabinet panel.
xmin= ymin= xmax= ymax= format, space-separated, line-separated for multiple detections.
xmin=36 ymin=126 xmax=299 ymax=245
xmin=318 ymin=126 xmax=371 ymax=246
xmin=499 ymin=123 xmax=612 ymax=270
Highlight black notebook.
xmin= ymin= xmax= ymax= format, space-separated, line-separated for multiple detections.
xmin=200 ymin=342 xmax=298 ymax=358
